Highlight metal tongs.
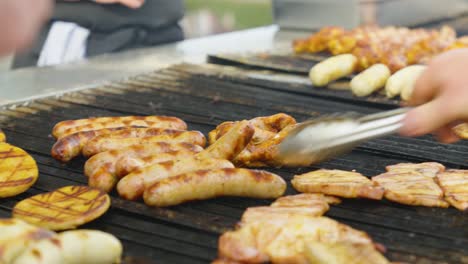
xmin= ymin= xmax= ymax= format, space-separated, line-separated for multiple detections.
xmin=277 ymin=108 xmax=409 ymax=166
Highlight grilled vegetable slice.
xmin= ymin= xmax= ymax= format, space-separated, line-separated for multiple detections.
xmin=13 ymin=230 xmax=122 ymax=264
xmin=143 ymin=168 xmax=286 ymax=207
xmin=436 ymin=169 xmax=468 ymax=211
xmin=0 ymin=143 xmax=38 ymax=198
xmin=309 ymin=54 xmax=357 ymax=87
xmin=292 ymin=169 xmax=384 ymax=200
xmin=52 ymin=115 xmax=187 ymax=139
xmin=13 ymin=186 xmax=111 ymax=230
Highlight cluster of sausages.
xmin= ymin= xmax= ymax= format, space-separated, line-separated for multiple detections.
xmin=51 ymin=115 xmax=288 ymax=207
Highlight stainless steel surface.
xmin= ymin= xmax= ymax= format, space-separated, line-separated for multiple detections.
xmin=0 ymin=25 xmax=304 ymax=107
xmin=277 ymin=107 xmax=409 ymax=166
xmin=273 ymin=0 xmax=468 ymax=30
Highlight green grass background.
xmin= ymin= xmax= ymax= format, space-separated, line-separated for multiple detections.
xmin=185 ymin=0 xmax=273 ymax=30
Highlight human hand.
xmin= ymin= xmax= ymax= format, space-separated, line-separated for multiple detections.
xmin=92 ymin=0 xmax=145 ymax=9
xmin=0 ymin=0 xmax=52 ymax=55
xmin=400 ymin=49 xmax=468 ymax=143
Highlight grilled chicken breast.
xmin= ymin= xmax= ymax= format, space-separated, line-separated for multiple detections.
xmin=436 ymin=169 xmax=468 ymax=211
xmin=52 ymin=115 xmax=187 ymax=139
xmin=271 ymin=193 xmax=341 ymax=207
xmin=385 ymin=162 xmax=445 ymax=178
xmin=13 ymin=186 xmax=111 ymax=231
xmin=218 ymin=215 xmax=386 ymax=264
xmin=372 ymin=171 xmax=449 ymax=208
xmin=0 ymin=143 xmax=38 ymax=198
xmin=144 ymin=168 xmax=286 ymax=207
xmin=292 ymin=169 xmax=384 ymax=200
xmin=241 ymin=206 xmax=329 ymax=224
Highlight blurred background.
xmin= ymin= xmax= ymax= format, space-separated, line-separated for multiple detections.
xmin=0 ymin=0 xmax=273 ymax=72
xmin=182 ymin=0 xmax=273 ymax=38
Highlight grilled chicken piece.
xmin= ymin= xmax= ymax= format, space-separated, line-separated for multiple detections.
xmin=241 ymin=206 xmax=328 ymax=224
xmin=293 ymin=26 xmax=346 ymax=54
xmin=53 ymin=115 xmax=187 ymax=139
xmin=304 ymin=240 xmax=390 ymax=264
xmin=453 ymin=123 xmax=468 ymax=139
xmin=386 ymin=162 xmax=445 ymax=178
xmin=436 ymin=170 xmax=468 ymax=211
xmin=85 ymin=143 xmax=203 ymax=193
xmin=82 ymin=130 xmax=205 ymax=157
xmin=52 ymin=127 xmax=189 ymax=162
xmin=14 ymin=230 xmax=122 ymax=264
xmin=233 ymin=124 xmax=298 ymax=167
xmin=0 ymin=218 xmax=55 ymax=264
xmin=372 ymin=171 xmax=449 ymax=208
xmin=271 ymin=193 xmax=341 ymax=207
xmin=208 ymin=113 xmax=297 ymax=145
xmin=292 ymin=169 xmax=384 ymax=200
xmin=13 ymin=186 xmax=111 ymax=231
xmin=0 ymin=143 xmax=38 ymax=198
xmin=218 ymin=215 xmax=386 ymax=264
xmin=208 ymin=114 xmax=296 ymax=167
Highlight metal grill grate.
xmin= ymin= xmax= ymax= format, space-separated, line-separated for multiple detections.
xmin=0 ymin=64 xmax=466 ymax=264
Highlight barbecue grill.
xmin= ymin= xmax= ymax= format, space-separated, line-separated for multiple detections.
xmin=0 ymin=11 xmax=468 ymax=264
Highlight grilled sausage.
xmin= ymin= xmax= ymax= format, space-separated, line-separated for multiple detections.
xmin=86 ymin=144 xmax=203 ymax=192
xmin=117 ymin=157 xmax=234 ymax=201
xmin=13 ymin=230 xmax=122 ymax=264
xmin=52 ymin=115 xmax=187 ymax=139
xmin=197 ymin=120 xmax=254 ymax=161
xmin=309 ymin=54 xmax=357 ymax=87
xmin=385 ymin=65 xmax=426 ymax=99
xmin=143 ymin=168 xmax=286 ymax=207
xmin=82 ymin=130 xmax=205 ymax=157
xmin=350 ymin=64 xmax=391 ymax=97
xmin=51 ymin=127 xmax=130 ymax=162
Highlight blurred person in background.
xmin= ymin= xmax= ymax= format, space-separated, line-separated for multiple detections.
xmin=13 ymin=0 xmax=184 ymax=68
xmin=0 ymin=0 xmax=52 ymax=56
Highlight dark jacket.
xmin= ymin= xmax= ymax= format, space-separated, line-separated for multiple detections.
xmin=13 ymin=0 xmax=184 ymax=68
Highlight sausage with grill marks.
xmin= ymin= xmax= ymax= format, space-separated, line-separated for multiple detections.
xmin=143 ymin=168 xmax=286 ymax=207
xmin=117 ymin=157 xmax=234 ymax=201
xmin=84 ymin=142 xmax=203 ymax=192
xmin=197 ymin=120 xmax=254 ymax=161
xmin=82 ymin=130 xmax=206 ymax=157
xmin=52 ymin=116 xmax=187 ymax=139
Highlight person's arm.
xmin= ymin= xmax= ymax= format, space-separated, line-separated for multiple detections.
xmin=0 ymin=0 xmax=52 ymax=55
xmin=400 ymin=48 xmax=468 ymax=143
xmin=64 ymin=0 xmax=145 ymax=9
